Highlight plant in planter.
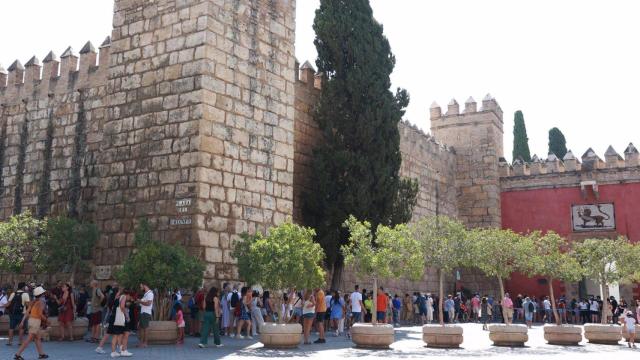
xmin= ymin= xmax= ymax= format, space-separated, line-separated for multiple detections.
xmin=116 ymin=219 xmax=204 ymax=344
xmin=471 ymin=227 xmax=534 ymax=347
xmin=33 ymin=216 xmax=98 ymax=286
xmin=231 ymin=220 xmax=326 ymax=348
xmin=343 ymin=216 xmax=423 ymax=349
xmin=574 ymin=237 xmax=640 ymax=344
xmin=411 ymin=215 xmax=470 ymax=348
xmin=523 ymin=231 xmax=583 ymax=345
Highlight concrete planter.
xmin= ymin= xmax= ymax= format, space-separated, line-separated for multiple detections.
xmin=422 ymin=325 xmax=463 ymax=348
xmin=622 ymin=325 xmax=640 ymax=341
xmin=0 ymin=316 xmax=8 ymax=335
xmin=350 ymin=323 xmax=395 ymax=349
xmin=584 ymin=324 xmax=622 ymax=345
xmin=259 ymin=323 xmax=302 ymax=349
xmin=48 ymin=317 xmax=89 ymax=340
xmin=146 ymin=321 xmax=178 ymax=345
xmin=543 ymin=325 xmax=582 ymax=346
xmin=488 ymin=324 xmax=528 ymax=347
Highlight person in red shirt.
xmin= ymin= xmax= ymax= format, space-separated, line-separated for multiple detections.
xmin=376 ymin=286 xmax=388 ymax=324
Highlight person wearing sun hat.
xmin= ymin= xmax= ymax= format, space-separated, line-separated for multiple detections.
xmin=14 ymin=286 xmax=48 ymax=360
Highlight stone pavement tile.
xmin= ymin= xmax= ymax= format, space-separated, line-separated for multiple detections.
xmin=1 ymin=324 xmax=639 ymax=359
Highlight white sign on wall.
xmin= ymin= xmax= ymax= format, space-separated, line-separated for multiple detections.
xmin=571 ymin=203 xmax=615 ymax=232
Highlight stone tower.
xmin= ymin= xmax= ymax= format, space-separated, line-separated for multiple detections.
xmin=98 ymin=0 xmax=297 ymax=282
xmin=430 ymin=95 xmax=504 ymax=228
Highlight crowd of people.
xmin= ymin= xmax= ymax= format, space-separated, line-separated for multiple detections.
xmin=2 ymin=280 xmax=640 ymax=359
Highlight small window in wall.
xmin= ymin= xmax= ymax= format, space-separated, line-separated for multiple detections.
xmin=537 ymin=278 xmax=548 ymax=286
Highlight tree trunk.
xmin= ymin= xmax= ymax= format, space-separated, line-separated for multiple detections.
xmin=372 ymin=277 xmax=378 ymax=326
xmin=438 ymin=269 xmax=445 ymax=326
xmin=498 ymin=277 xmax=506 ymax=324
xmin=330 ymin=261 xmax=344 ymax=291
xmin=601 ymin=278 xmax=609 ymax=325
xmin=548 ymin=278 xmax=560 ymax=325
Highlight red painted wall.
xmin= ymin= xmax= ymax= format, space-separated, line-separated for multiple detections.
xmin=501 ymin=182 xmax=640 ymax=298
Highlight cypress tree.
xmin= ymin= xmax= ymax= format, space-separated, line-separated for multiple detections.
xmin=512 ymin=111 xmax=531 ymax=162
xmin=548 ymin=127 xmax=568 ymax=159
xmin=304 ymin=0 xmax=415 ymax=289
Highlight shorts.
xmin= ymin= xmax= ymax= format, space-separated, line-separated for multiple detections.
xmin=302 ymin=313 xmax=315 ymax=319
xmin=315 ymin=312 xmax=326 ymax=322
xmin=351 ymin=312 xmax=361 ymax=322
xmin=627 ymin=328 xmax=636 ymax=335
xmin=419 ymin=307 xmax=427 ymax=316
xmin=10 ymin=314 xmax=23 ymax=330
xmin=178 ymin=321 xmax=185 ymax=328
xmin=108 ymin=325 xmax=125 ymax=335
xmin=591 ymin=310 xmax=599 ymax=316
xmin=376 ymin=311 xmax=385 ymax=321
xmin=89 ymin=311 xmax=102 ymax=326
xmin=139 ymin=313 xmax=152 ymax=329
xmin=525 ymin=313 xmax=533 ymax=321
xmin=240 ymin=306 xmax=250 ymax=321
xmin=27 ymin=318 xmax=41 ymax=334
xmin=293 ymin=308 xmax=302 ymax=317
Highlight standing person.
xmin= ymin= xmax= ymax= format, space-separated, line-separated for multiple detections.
xmin=590 ymin=297 xmax=600 ymax=323
xmin=392 ymin=295 xmax=401 ymax=327
xmin=471 ymin=294 xmax=481 ymax=322
xmin=227 ymin=285 xmax=240 ymax=337
xmin=502 ymin=293 xmax=514 ymax=325
xmin=376 ymin=286 xmax=388 ymax=324
xmin=7 ymin=282 xmax=30 ymax=347
xmin=425 ymin=294 xmax=434 ymax=324
xmin=624 ymin=311 xmax=637 ymax=348
xmin=343 ymin=294 xmax=352 ymax=338
xmin=250 ymin=290 xmax=264 ymax=337
xmin=314 ymin=288 xmax=326 ymax=344
xmin=0 ymin=288 xmax=8 ymax=316
xmin=87 ymin=280 xmax=105 ymax=343
xmin=175 ymin=303 xmax=185 ymax=344
xmin=235 ymin=287 xmax=252 ymax=339
xmin=514 ymin=294 xmax=523 ymax=323
xmin=523 ymin=297 xmax=534 ymax=329
xmin=107 ymin=288 xmax=128 ymax=358
xmin=444 ymin=295 xmax=455 ymax=323
xmin=480 ymin=296 xmax=491 ymax=330
xmin=57 ymin=283 xmax=76 ymax=341
xmin=220 ymin=284 xmax=231 ymax=337
xmin=402 ymin=293 xmax=412 ymax=325
xmin=188 ymin=288 xmax=200 ymax=337
xmin=198 ymin=287 xmax=222 ymax=348
xmin=76 ymin=286 xmax=89 ymax=318
xmin=13 ymin=286 xmax=48 ymax=360
xmin=543 ymin=296 xmax=552 ymax=323
xmin=329 ymin=291 xmax=344 ymax=336
xmin=137 ymin=283 xmax=154 ymax=348
xmin=349 ymin=285 xmax=364 ymax=324
xmin=119 ymin=290 xmax=134 ymax=357
xmin=302 ymin=290 xmax=315 ymax=345
xmin=263 ymin=291 xmax=275 ymax=323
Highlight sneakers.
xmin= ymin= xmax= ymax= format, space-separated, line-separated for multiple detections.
xmin=95 ymin=347 xmax=106 ymax=354
xmin=215 ymin=344 xmax=224 ymax=348
xmin=238 ymin=335 xmax=245 ymax=339
xmin=120 ymin=350 xmax=133 ymax=357
xmin=198 ymin=344 xmax=206 ymax=348
xmin=110 ymin=352 xmax=121 ymax=358
xmin=229 ymin=334 xmax=236 ymax=339
xmin=313 ymin=338 xmax=326 ymax=344
xmin=247 ymin=335 xmax=253 ymax=340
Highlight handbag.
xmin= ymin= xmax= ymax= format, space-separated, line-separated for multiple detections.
xmin=114 ymin=306 xmax=126 ymax=326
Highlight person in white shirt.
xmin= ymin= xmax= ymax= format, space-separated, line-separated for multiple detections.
xmin=623 ymin=311 xmax=637 ymax=348
xmin=137 ymin=283 xmax=154 ymax=348
xmin=0 ymin=289 xmax=8 ymax=316
xmin=543 ymin=297 xmax=552 ymax=323
xmin=349 ymin=285 xmax=364 ymax=323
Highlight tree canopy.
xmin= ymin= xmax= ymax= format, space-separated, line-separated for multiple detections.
xmin=232 ymin=220 xmax=326 ymax=291
xmin=0 ymin=211 xmax=43 ymax=273
xmin=548 ymin=127 xmax=568 ymax=159
xmin=411 ymin=215 xmax=471 ymax=273
xmin=512 ymin=110 xmax=532 ymax=162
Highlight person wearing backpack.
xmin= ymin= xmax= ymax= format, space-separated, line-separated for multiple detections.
xmin=523 ymin=296 xmax=535 ymax=329
xmin=87 ymin=280 xmax=105 ymax=343
xmin=7 ymin=283 xmax=30 ymax=347
xmin=226 ymin=285 xmax=240 ymax=336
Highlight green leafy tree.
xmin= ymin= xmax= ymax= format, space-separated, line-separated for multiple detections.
xmin=548 ymin=127 xmax=568 ymax=159
xmin=34 ymin=216 xmax=98 ymax=285
xmin=512 ymin=111 xmax=531 ymax=162
xmin=232 ymin=220 xmax=326 ymax=307
xmin=343 ymin=216 xmax=423 ymax=325
xmin=522 ymin=231 xmax=583 ymax=325
xmin=116 ymin=220 xmax=205 ymax=321
xmin=304 ymin=0 xmax=416 ymax=290
xmin=412 ymin=216 xmax=470 ymax=325
xmin=471 ymin=228 xmax=534 ymax=323
xmin=574 ymin=237 xmax=640 ymax=324
xmin=0 ymin=211 xmax=43 ymax=273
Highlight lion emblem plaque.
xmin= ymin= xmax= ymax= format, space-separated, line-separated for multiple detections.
xmin=571 ymin=203 xmax=615 ymax=232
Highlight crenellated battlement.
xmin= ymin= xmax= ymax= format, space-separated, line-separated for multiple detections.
xmin=500 ymin=143 xmax=640 ymax=178
xmin=0 ymin=37 xmax=111 ymax=104
xmin=295 ymin=60 xmax=323 ymax=90
xmin=430 ymin=93 xmax=504 ymax=122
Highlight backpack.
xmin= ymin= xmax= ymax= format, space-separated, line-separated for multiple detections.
xmin=8 ymin=292 xmax=24 ymax=315
xmin=528 ymin=302 xmax=534 ymax=313
xmin=188 ymin=296 xmax=196 ymax=310
xmin=230 ymin=291 xmax=240 ymax=308
xmin=98 ymin=289 xmax=107 ymax=308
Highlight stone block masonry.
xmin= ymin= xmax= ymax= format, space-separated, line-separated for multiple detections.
xmin=100 ymin=0 xmax=298 ymax=283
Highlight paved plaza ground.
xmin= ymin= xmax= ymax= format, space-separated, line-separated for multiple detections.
xmin=1 ymin=323 xmax=639 ymax=359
